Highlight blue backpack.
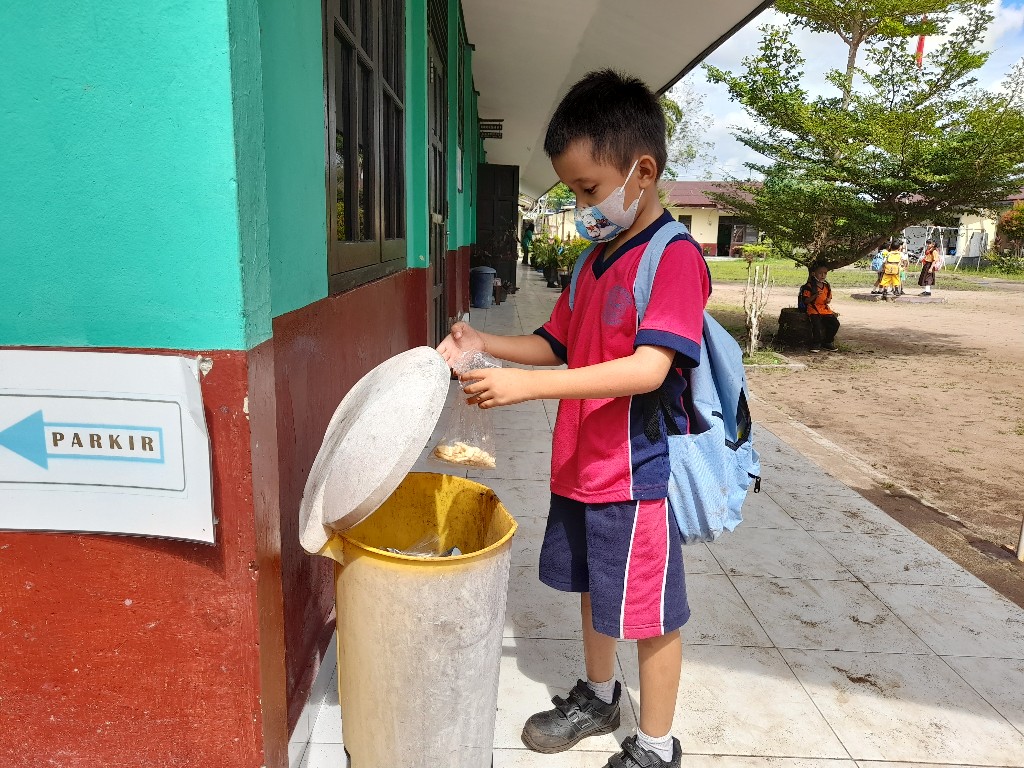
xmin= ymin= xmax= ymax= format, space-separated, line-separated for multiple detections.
xmin=870 ymin=251 xmax=885 ymax=272
xmin=568 ymin=221 xmax=761 ymax=543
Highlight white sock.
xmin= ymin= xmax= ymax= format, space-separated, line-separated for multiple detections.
xmin=637 ymin=727 xmax=674 ymax=762
xmin=586 ymin=676 xmax=616 ymax=704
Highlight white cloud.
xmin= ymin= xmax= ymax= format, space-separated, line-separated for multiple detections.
xmin=683 ymin=1 xmax=1024 ymax=180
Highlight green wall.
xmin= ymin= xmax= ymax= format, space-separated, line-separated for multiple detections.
xmin=257 ymin=0 xmax=328 ymax=319
xmin=406 ymin=0 xmax=430 ymax=269
xmin=0 ymin=1 xmax=263 ymax=351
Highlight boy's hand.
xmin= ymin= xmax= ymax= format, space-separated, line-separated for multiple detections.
xmin=436 ymin=322 xmax=485 ymax=366
xmin=461 ymin=368 xmax=533 ymax=408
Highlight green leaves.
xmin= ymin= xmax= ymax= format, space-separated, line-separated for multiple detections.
xmin=704 ymin=0 xmax=1024 ymax=270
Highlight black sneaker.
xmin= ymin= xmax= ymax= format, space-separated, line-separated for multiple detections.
xmin=809 ymin=347 xmax=821 ymax=353
xmin=521 ymin=679 xmax=621 ymax=753
xmin=823 ymin=343 xmax=839 ymax=351
xmin=604 ymin=734 xmax=682 ymax=768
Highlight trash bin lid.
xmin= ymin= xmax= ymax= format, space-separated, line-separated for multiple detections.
xmin=470 ymin=266 xmax=497 ymax=274
xmin=299 ymin=346 xmax=451 ymax=554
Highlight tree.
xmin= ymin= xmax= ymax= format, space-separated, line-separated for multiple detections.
xmin=775 ymin=0 xmax=983 ymax=109
xmin=660 ymin=83 xmax=714 ymax=178
xmin=705 ymin=5 xmax=1024 ymax=272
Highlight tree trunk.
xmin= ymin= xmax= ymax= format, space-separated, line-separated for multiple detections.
xmin=841 ymin=23 xmax=864 ymax=112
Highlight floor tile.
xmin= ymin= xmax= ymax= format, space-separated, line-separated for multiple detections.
xmin=777 ymin=494 xmax=907 ymax=535
xmin=467 ymin=448 xmax=551 ymax=481
xmin=856 ymin=762 xmax=1005 ymax=768
xmin=707 ymin=526 xmax=854 ymax=580
xmin=619 ymin=645 xmax=849 ymax=758
xmin=494 ymin=748 xmax=612 ymax=767
xmin=471 ymin=477 xmax=552 ymax=518
xmin=497 ymin=637 xmax=638 ymax=753
xmin=299 ymin=742 xmax=348 ymax=768
xmin=309 ymin=698 xmax=342 ymax=744
xmin=731 ymin=577 xmax=931 ymax=653
xmin=684 ymin=574 xmax=773 ymax=647
xmin=941 ymin=655 xmax=1024 ymax=736
xmin=781 ymin=648 xmax=1024 ymax=764
xmin=491 ymin=407 xmax=552 ymax=433
xmin=868 ymin=583 xmax=1024 ymax=658
xmin=684 ymin=759 xmax=856 ymax=768
xmin=740 ymin=490 xmax=802 ymax=530
xmin=494 ymin=428 xmax=553 ymax=454
xmin=683 ymin=541 xmax=725 ymax=575
xmin=511 ymin=514 xmax=545 ymax=567
xmin=504 ymin=565 xmax=581 ymax=640
xmin=809 ymin=532 xmax=985 ymax=587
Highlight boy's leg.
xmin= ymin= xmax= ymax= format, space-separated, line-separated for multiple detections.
xmin=523 ymin=496 xmax=622 ymax=754
xmin=637 ymin=630 xmax=682 ymax=736
xmin=807 ymin=315 xmax=823 ymax=350
xmin=583 ymin=592 xmax=618 ymax=684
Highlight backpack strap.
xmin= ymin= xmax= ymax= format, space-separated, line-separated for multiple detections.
xmin=632 ymin=222 xmax=691 ymax=323
xmin=567 ymin=244 xmax=597 ymax=311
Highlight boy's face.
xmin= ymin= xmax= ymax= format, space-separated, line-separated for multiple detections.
xmin=550 ymin=139 xmax=653 ymax=208
xmin=812 ymin=268 xmax=828 ymax=282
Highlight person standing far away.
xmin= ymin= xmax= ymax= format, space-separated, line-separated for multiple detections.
xmin=919 ymin=238 xmax=940 ymax=295
xmin=436 ymin=69 xmax=711 ymax=768
xmin=522 ymin=219 xmax=535 ymax=265
xmin=800 ymin=266 xmax=841 ymax=352
xmin=879 ymin=244 xmax=904 ymax=299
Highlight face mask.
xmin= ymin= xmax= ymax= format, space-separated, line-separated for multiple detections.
xmin=574 ymin=160 xmax=642 ymax=243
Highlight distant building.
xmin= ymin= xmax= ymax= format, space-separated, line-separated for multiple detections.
xmin=660 ymin=181 xmax=759 ymax=257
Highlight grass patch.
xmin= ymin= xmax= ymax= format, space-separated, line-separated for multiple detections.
xmin=707 ymin=259 xmax=1005 ymax=291
xmin=743 ymin=348 xmax=787 ymax=366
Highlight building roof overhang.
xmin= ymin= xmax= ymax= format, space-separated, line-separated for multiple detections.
xmin=463 ymin=0 xmax=774 ymax=198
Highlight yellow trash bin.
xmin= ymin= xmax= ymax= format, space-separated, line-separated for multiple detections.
xmin=299 ymin=348 xmax=517 ymax=768
xmin=320 ymin=473 xmax=515 ymax=767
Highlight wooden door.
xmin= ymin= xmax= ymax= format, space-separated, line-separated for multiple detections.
xmin=475 ymin=163 xmax=520 ymax=289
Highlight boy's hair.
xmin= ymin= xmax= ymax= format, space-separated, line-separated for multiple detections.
xmin=544 ymin=69 xmax=668 ymax=178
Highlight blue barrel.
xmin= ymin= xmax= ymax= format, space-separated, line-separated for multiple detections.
xmin=470 ymin=266 xmax=497 ymax=309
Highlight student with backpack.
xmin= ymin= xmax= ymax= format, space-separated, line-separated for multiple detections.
xmin=437 ymin=70 xmax=742 ymax=768
xmin=879 ymin=245 xmax=904 ymax=298
xmin=799 ymin=266 xmax=840 ymax=352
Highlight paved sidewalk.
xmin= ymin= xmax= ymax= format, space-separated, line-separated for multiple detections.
xmin=296 ymin=263 xmax=1024 ymax=768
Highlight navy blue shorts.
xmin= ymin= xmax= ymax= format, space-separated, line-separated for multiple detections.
xmin=538 ymin=493 xmax=689 ymax=640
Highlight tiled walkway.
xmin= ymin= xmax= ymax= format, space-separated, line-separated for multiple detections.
xmin=294 ymin=263 xmax=1024 ymax=768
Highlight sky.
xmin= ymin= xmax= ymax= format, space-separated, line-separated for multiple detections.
xmin=674 ymin=0 xmax=1024 ymax=180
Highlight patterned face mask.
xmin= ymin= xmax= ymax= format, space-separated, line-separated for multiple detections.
xmin=573 ymin=160 xmax=642 ymax=243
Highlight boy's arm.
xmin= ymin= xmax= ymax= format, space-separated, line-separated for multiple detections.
xmin=437 ymin=323 xmax=562 ymax=367
xmin=462 ymin=345 xmax=675 ymax=407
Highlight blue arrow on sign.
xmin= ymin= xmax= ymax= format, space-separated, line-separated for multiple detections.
xmin=0 ymin=410 xmax=49 ymax=469
xmin=0 ymin=411 xmax=164 ymax=470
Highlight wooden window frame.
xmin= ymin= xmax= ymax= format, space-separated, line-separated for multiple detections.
xmin=324 ymin=0 xmax=406 ymax=294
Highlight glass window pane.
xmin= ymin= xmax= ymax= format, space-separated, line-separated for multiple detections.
xmin=334 ymin=35 xmax=352 ymax=242
xmin=357 ymin=63 xmax=374 ymax=241
xmin=383 ymin=97 xmax=405 ymax=239
xmin=359 ymin=0 xmax=373 ymax=54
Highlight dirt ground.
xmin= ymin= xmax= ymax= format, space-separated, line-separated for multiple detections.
xmin=711 ymin=279 xmax=1024 ymax=608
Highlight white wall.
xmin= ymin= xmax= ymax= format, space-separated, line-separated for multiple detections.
xmin=667 ymin=206 xmax=719 ymax=246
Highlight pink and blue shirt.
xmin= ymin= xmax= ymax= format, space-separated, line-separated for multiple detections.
xmin=536 ymin=211 xmax=711 ymax=504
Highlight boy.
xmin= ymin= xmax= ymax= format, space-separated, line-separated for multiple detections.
xmin=437 ymin=70 xmax=708 ymax=768
xmin=800 ymin=266 xmax=840 ymax=352
xmin=879 ymin=244 xmax=903 ymax=299
xmin=869 ymin=247 xmax=885 ymax=294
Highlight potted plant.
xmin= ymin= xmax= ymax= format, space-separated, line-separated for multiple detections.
xmin=557 ymin=237 xmax=591 ymax=290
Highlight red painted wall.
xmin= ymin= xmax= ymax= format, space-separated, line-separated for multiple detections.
xmin=269 ymin=268 xmax=429 ymax=732
xmin=0 ymin=351 xmax=265 ymax=768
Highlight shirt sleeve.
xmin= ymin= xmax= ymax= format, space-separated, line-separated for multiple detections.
xmin=534 ymin=286 xmax=571 ymax=363
xmin=634 ymin=238 xmax=710 ymax=368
